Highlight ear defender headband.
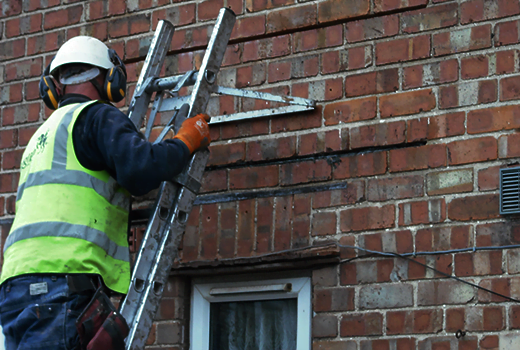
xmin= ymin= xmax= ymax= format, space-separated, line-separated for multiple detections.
xmin=39 ymin=60 xmax=61 ymax=110
xmin=104 ymin=49 xmax=127 ymax=103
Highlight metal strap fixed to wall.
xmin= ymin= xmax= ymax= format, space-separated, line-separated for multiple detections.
xmin=120 ymin=8 xmax=315 ymax=350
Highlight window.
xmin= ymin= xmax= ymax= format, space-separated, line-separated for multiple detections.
xmin=190 ymin=276 xmax=311 ymax=350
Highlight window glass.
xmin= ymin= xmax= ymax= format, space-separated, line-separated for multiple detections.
xmin=210 ymin=299 xmax=297 ymax=350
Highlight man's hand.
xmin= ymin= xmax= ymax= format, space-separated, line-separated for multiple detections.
xmin=173 ymin=113 xmax=211 ymax=154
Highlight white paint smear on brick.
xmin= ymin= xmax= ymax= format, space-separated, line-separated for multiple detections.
xmin=458 ymin=81 xmax=479 ymax=106
xmin=450 ymin=28 xmax=472 ymax=52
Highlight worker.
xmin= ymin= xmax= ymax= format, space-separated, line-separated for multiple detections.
xmin=0 ymin=36 xmax=210 ymax=350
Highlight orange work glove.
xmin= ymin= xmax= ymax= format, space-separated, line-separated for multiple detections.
xmin=174 ymin=113 xmax=211 ymax=154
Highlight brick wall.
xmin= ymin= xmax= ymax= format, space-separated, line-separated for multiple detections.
xmin=3 ymin=0 xmax=520 ymax=349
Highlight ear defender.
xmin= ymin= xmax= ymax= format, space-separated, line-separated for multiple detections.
xmin=104 ymin=49 xmax=127 ymax=103
xmin=39 ymin=61 xmax=60 ymax=110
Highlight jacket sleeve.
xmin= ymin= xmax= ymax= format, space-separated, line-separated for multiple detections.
xmin=72 ymin=102 xmax=191 ymax=196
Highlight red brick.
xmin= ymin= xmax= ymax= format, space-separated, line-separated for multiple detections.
xmin=294 ymin=25 xmax=343 ymax=53
xmin=236 ymin=199 xmax=254 ymax=257
xmin=200 ymin=204 xmax=218 ymax=260
xmin=389 ymin=144 xmax=446 ymax=172
xmin=416 ymin=225 xmax=472 ymax=252
xmin=496 ymin=50 xmax=516 ymax=74
xmin=500 ymin=76 xmax=520 ymax=101
xmin=274 ymin=196 xmax=292 ymax=251
xmin=2 ymin=149 xmax=23 ymax=170
xmin=367 ymin=175 xmax=424 ymax=201
xmin=346 ymin=14 xmax=398 ymax=43
xmin=5 ymin=195 xmax=15 ymax=215
xmin=198 ymin=0 xmax=222 ymax=21
xmin=0 ymin=38 xmax=26 ymax=60
xmin=246 ymin=136 xmax=295 ymax=161
xmin=360 ymin=340 xmax=390 ymax=350
xmin=428 ymin=112 xmax=465 ymax=139
xmin=461 ymin=55 xmax=488 ymax=79
xmin=333 ymin=151 xmax=387 ymax=180
xmin=399 ymin=199 xmax=446 ymax=226
xmin=152 ymin=4 xmax=196 ymax=28
xmin=266 ymin=4 xmax=316 ymax=33
xmin=407 ymin=118 xmax=428 ymax=142
xmin=448 ymin=194 xmax=499 ymax=221
xmin=478 ymin=278 xmax=511 ymax=303
xmin=271 ymin=105 xmax=322 ymax=133
xmin=207 ymin=142 xmax=245 ymax=166
xmin=1 ymin=0 xmax=22 ymax=16
xmin=5 ymin=58 xmax=43 ymax=82
xmin=0 ymin=173 xmax=18 ymax=193
xmin=2 ymin=103 xmax=41 ymax=126
xmin=480 ymin=335 xmax=499 ymax=349
xmin=292 ymin=193 xmax=310 ymax=248
xmin=171 ymin=26 xmax=209 ymax=51
xmin=312 ymin=182 xmax=365 ymax=209
xmin=18 ymin=126 xmax=38 ymax=146
xmin=27 ymin=31 xmax=66 ymax=55
xmin=483 ymin=307 xmax=505 ymax=331
xmin=468 ymin=105 xmax=520 ymax=134
xmin=499 ymin=133 xmax=520 ymax=158
xmin=0 ymin=130 xmax=17 ymax=149
xmin=476 ymin=222 xmax=520 ymax=247
xmin=243 ymin=37 xmax=290 ymax=64
xmin=313 ymin=315 xmax=338 ymax=338
xmin=387 ymin=309 xmax=443 ymax=334
xmin=318 ymin=0 xmax=369 ymax=23
xmin=5 ymin=13 xmax=42 ymax=38
xmin=345 ymin=69 xmax=398 ymax=97
xmin=446 ymin=308 xmax=465 ymax=331
xmin=496 ymin=20 xmax=520 ymax=46
xmin=402 ymin=3 xmax=458 ymax=33
xmin=340 ymin=205 xmax=395 ymax=232
xmin=44 ymin=5 xmax=82 ymax=30
xmin=380 ymin=89 xmax=436 ymax=118
xmin=376 ymin=35 xmax=430 ymax=65
xmin=447 ymin=137 xmax=497 ymax=165
xmin=246 ymin=0 xmax=294 ymax=12
xmin=350 ymin=121 xmax=406 ymax=149
xmin=340 ymin=313 xmax=383 ymax=336
xmin=324 ymin=97 xmax=376 ymax=126
xmin=229 ymin=165 xmax=278 ymax=189
xmin=433 ymin=25 xmax=492 ymax=56
xmin=256 ymin=197 xmax=273 ymax=254
xmin=200 ymin=170 xmax=227 ymax=193
xmin=280 ymin=159 xmax=331 ymax=186
xmin=312 ymin=212 xmax=336 ymax=236
xmin=108 ymin=0 xmax=125 ymax=15
xmin=374 ymin=0 xmax=428 ymax=12
xmin=461 ymin=0 xmax=520 ymax=24
xmin=314 ymin=288 xmax=354 ymax=312
xmin=478 ymin=165 xmax=499 ymax=191
xmin=403 ymin=59 xmax=458 ymax=89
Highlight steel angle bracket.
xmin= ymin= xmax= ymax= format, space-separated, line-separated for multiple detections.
xmin=152 ymin=75 xmax=316 ymax=126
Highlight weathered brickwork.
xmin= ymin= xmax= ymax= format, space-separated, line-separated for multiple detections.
xmin=3 ymin=0 xmax=520 ymax=349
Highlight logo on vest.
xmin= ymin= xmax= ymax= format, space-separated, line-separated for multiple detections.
xmin=21 ymin=131 xmax=49 ymax=170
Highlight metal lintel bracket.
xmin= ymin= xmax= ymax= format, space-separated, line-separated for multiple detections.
xmin=152 ymin=73 xmax=316 ymax=125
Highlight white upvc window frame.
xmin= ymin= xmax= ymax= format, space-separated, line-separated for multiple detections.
xmin=190 ymin=276 xmax=312 ymax=350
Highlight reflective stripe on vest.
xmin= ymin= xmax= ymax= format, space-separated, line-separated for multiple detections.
xmin=1 ymin=102 xmax=131 ymax=294
xmin=5 ymin=222 xmax=129 ymax=262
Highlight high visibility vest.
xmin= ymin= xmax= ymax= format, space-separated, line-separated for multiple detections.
xmin=0 ymin=101 xmax=131 ymax=294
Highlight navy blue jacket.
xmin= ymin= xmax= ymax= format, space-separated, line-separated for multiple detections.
xmin=60 ymin=94 xmax=190 ymax=196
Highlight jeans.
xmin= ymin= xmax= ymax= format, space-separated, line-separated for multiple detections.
xmin=0 ymin=275 xmax=93 ymax=350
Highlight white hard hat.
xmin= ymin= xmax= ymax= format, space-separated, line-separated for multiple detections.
xmin=50 ymin=36 xmax=115 ymax=77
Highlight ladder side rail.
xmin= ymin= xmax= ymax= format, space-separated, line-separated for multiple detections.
xmin=121 ymin=8 xmax=236 ymax=350
xmin=127 ymin=20 xmax=175 ymax=128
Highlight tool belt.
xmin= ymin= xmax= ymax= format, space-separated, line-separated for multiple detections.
xmin=72 ymin=276 xmax=129 ymax=350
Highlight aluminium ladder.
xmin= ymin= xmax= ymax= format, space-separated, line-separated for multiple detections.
xmin=119 ymin=8 xmax=315 ymax=350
